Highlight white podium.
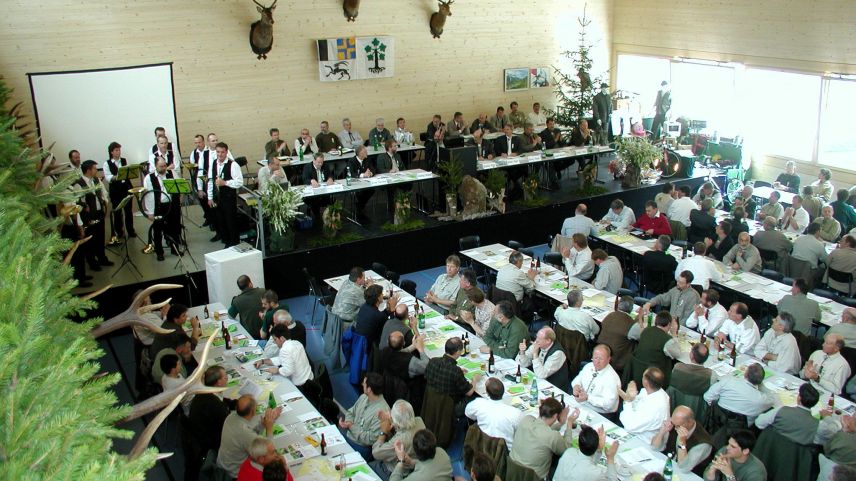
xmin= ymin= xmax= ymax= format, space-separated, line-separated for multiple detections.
xmin=205 ymin=245 xmax=265 ymax=306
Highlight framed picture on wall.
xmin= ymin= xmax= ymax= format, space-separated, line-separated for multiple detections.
xmin=530 ymin=67 xmax=550 ymax=88
xmin=504 ymin=68 xmax=529 ymax=91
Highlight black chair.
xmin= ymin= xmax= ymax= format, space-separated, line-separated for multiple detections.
xmin=459 ymin=235 xmax=481 ymax=252
xmin=386 ymin=270 xmax=400 ymax=286
xmin=543 ymin=252 xmax=564 ymax=270
xmin=813 ymin=288 xmax=839 ymax=301
xmin=489 ymin=285 xmax=520 ymax=318
xmin=508 ymin=240 xmax=525 ymax=251
xmin=371 ymin=262 xmax=388 ymax=278
xmin=782 ymin=276 xmax=795 ymax=286
xmin=399 ymin=279 xmax=417 ymax=297
xmin=672 ymin=240 xmax=689 ymax=259
xmin=633 ymin=296 xmax=650 ymax=306
xmin=757 ymin=248 xmax=779 ymax=270
xmin=760 ymin=269 xmax=784 ymax=283
xmin=837 ymin=296 xmax=856 ymax=308
xmin=519 ymin=247 xmax=535 ymax=260
xmin=617 ymin=287 xmax=637 ymax=298
xmin=302 ymin=267 xmax=335 ymax=327
xmin=827 ymin=266 xmax=855 ymax=296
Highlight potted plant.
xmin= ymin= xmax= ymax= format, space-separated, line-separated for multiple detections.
xmin=438 ymin=156 xmax=464 ymax=217
xmin=523 ymin=173 xmax=539 ymax=202
xmin=393 ymin=190 xmax=412 ymax=225
xmin=615 ymin=137 xmax=660 ymax=188
xmin=483 ymin=169 xmax=507 ymax=213
xmin=322 ymin=201 xmax=343 ymax=239
xmin=261 ymin=183 xmax=303 ymax=253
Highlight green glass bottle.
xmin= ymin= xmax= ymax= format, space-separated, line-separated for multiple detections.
xmin=268 ymin=391 xmax=277 ymax=409
xmin=663 ymin=453 xmax=674 ymax=481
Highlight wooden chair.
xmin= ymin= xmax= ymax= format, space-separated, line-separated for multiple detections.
xmin=463 ymin=424 xmax=509 ymax=481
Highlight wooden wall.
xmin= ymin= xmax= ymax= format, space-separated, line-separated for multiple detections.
xmin=0 ymin=0 xmax=612 ymax=162
xmin=612 ymin=0 xmax=856 ymax=189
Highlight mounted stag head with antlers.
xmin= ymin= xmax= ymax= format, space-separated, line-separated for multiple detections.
xmin=430 ymin=0 xmax=454 ymax=39
xmin=250 ymin=0 xmax=277 ymax=60
xmin=343 ymin=0 xmax=361 ymax=22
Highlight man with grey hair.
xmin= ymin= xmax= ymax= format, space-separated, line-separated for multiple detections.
xmin=723 ymin=232 xmax=762 ymax=273
xmin=263 ymin=309 xmax=306 ymax=350
xmin=368 ymin=118 xmax=392 ymax=144
xmin=600 ymin=198 xmax=636 ymax=230
xmin=754 ymin=312 xmax=802 ymax=374
xmin=517 ymin=327 xmax=569 ymax=388
xmin=642 ymin=270 xmax=700 ymax=326
xmin=218 ymin=394 xmax=282 ymax=477
xmin=554 ymin=289 xmax=600 ymax=340
xmin=801 ymin=333 xmax=851 ymax=395
xmin=495 ymin=250 xmax=536 ymax=302
xmin=371 ymin=400 xmax=427 ymax=480
xmin=703 ymin=363 xmax=774 ymax=424
xmin=338 ymin=118 xmax=364 ymax=149
xmin=236 ymin=437 xmax=281 ymax=480
xmin=752 ymin=216 xmax=792 ymax=268
xmin=828 ymin=307 xmax=856 ymax=347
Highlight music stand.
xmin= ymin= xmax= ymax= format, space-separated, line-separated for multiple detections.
xmin=111 ymin=195 xmax=142 ymax=279
xmin=162 ymin=178 xmax=198 ymax=270
xmin=117 ymin=164 xmax=142 ymax=182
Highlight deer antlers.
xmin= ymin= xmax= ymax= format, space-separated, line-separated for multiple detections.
xmin=90 ymin=283 xmax=182 ymax=338
xmin=253 ymin=0 xmax=277 ymax=8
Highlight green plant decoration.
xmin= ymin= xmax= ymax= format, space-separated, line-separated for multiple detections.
xmin=261 ymin=182 xmax=304 ymax=235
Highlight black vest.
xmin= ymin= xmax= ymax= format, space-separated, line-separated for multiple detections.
xmin=149 ymin=171 xmax=177 ymax=214
xmin=542 ymin=341 xmax=570 ymax=390
xmin=212 ymin=160 xmax=235 ymax=203
xmin=106 ymin=157 xmax=131 ymax=198
xmin=297 ymin=138 xmax=313 ymax=154
xmin=76 ymin=177 xmax=102 ymax=221
xmin=635 ymin=327 xmax=673 ymax=376
xmin=152 ymin=144 xmax=175 ymax=167
xmin=665 ymin=423 xmax=714 ymax=476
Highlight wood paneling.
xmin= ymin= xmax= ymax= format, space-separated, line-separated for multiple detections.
xmin=0 ymin=0 xmax=612 ymax=162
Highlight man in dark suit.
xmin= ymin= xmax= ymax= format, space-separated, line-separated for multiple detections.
xmin=469 ymin=113 xmax=495 ymax=134
xmin=592 ymin=82 xmax=612 ymax=145
xmin=302 ymin=153 xmax=334 ymax=221
xmin=689 ymin=198 xmax=718 ymax=244
xmin=705 ymin=221 xmax=734 ymax=261
xmin=187 ymin=365 xmax=235 ymax=481
xmin=103 ymin=141 xmax=137 ymax=239
xmin=376 ymin=139 xmax=407 ymax=212
xmin=493 ymin=124 xmax=525 ymax=197
xmin=641 ymin=235 xmax=678 ymax=295
xmin=651 ymin=80 xmax=672 ymax=139
xmin=425 ymin=115 xmax=445 ymax=171
xmin=471 ymin=129 xmax=494 ymax=161
xmin=346 ymin=145 xmax=376 ymax=223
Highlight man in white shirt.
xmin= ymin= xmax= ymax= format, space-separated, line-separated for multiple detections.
xmin=561 ymin=203 xmax=598 ymax=237
xmin=294 ymin=128 xmax=319 ymax=157
xmin=754 ymin=312 xmax=802 ymax=375
xmin=668 ymin=185 xmax=697 ymax=227
xmin=207 ymin=142 xmax=244 ymax=247
xmin=255 ymin=324 xmax=314 ymax=389
xmin=143 ymin=158 xmax=182 ymax=260
xmin=424 ymin=255 xmax=461 ymax=310
xmin=527 ymin=102 xmax=547 ymax=126
xmin=257 ymin=157 xmax=288 ymax=193
xmin=148 ymin=129 xmax=178 ymax=170
xmin=517 ymin=327 xmax=568 ymax=387
xmin=715 ymin=302 xmax=760 ymax=354
xmin=800 ymin=333 xmax=852 ymax=395
xmin=495 ymin=251 xmax=536 ymax=302
xmin=571 ymin=344 xmax=621 ymax=414
xmin=618 ymin=367 xmax=671 ymax=442
xmin=592 ymin=249 xmax=623 ymax=294
xmin=464 ymin=377 xmax=523 ymax=449
xmin=685 ymin=289 xmax=728 ymax=336
xmin=393 ymin=117 xmax=414 ymax=145
xmin=703 ymin=364 xmax=773 ymax=423
xmin=600 ymin=199 xmax=636 ymax=230
xmin=554 ymin=289 xmax=600 ymax=341
xmin=781 ymin=195 xmax=810 ymax=233
xmin=338 ymin=118 xmax=364 ymax=150
xmin=561 ymin=233 xmax=594 ymax=281
xmin=676 ymin=242 xmax=722 ymax=290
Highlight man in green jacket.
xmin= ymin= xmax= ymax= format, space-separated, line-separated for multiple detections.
xmin=479 ymin=300 xmax=528 ymax=359
xmin=228 ymin=275 xmax=266 ymax=338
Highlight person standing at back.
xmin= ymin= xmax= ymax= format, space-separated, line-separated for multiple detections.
xmin=229 ymin=275 xmax=266 ymax=338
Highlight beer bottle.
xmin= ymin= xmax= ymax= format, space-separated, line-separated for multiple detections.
xmin=515 ymin=364 xmax=522 ymax=383
xmin=729 ymin=345 xmax=737 ymax=367
xmin=203 ymin=305 xmax=210 ymax=319
xmin=320 ymin=433 xmax=327 ymax=456
xmin=221 ymin=320 xmax=231 ymax=350
xmin=488 ymin=350 xmax=495 ymax=374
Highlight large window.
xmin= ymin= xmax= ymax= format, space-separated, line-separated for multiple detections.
xmin=615 ymin=55 xmax=670 ymax=119
xmin=670 ymin=60 xmax=738 ymax=137
xmin=818 ymin=78 xmax=856 ymax=169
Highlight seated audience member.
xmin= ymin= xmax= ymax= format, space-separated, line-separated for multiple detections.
xmin=832 ymin=188 xmax=856 ymax=233
xmin=229 ymin=275 xmax=266 ymax=337
xmin=689 ymin=199 xmax=718 ymax=243
xmin=236 ymin=437 xmax=284 ymax=481
xmin=338 ymin=118 xmax=364 ymax=150
xmin=315 ymin=120 xmax=343 ymax=152
xmin=469 ymin=113 xmax=495 ymax=134
xmin=634 ymin=201 xmax=672 ymax=236
xmin=656 ymin=182 xmax=676 ymax=216
xmin=423 ymin=255 xmax=461 ymax=310
xmin=380 ymin=304 xmax=417 ymax=349
xmin=380 ymin=331 xmax=430 ymax=384
xmin=693 ymin=182 xmax=723 ymax=209
xmin=480 ymin=301 xmax=528 ymax=360
xmin=528 ymin=102 xmax=547 ymax=126
xmin=493 ymin=124 xmax=521 ymax=158
xmin=264 ymin=128 xmax=291 ymax=160
xmin=592 ymin=248 xmax=623 ymax=294
xmin=466 ymin=453 xmax=498 ymax=481
xmin=737 ymin=185 xmax=758 ymax=219
xmin=685 ymin=289 xmax=728 ymax=336
xmin=751 ymin=216 xmax=792 ymax=263
xmin=332 ymin=267 xmax=371 ymax=323
xmin=813 ymin=205 xmax=842 ymax=242
xmin=254 ymin=325 xmax=314 ymax=394
xmin=722 ymin=232 xmax=762 ymax=273
xmin=394 ymin=117 xmax=414 ymax=145
xmin=671 ymin=343 xmax=716 ymax=395
xmin=495 ymin=251 xmax=536 ymax=303
xmin=643 ymin=270 xmax=700 ymax=326
xmin=756 ymin=190 xmax=784 ymax=221
xmin=560 ymin=203 xmax=597 ymax=237
xmin=753 ymin=312 xmax=802 ymax=375
xmin=726 ymin=206 xmax=749 ymax=243
xmin=596 ymin=296 xmax=637 ymax=372
xmin=776 ymin=278 xmax=820 ymax=335
xmin=294 ymin=128 xmax=319 ymax=156
xmin=781 ymin=194 xmax=810 ymax=233
xmin=368 ymin=118 xmax=393 ymax=144
xmin=517 ymin=327 xmax=569 ymax=387
xmin=555 ymin=289 xmax=600 ymax=340
xmin=569 ymin=119 xmax=592 ymax=146
xmin=715 ymin=302 xmax=761 ymax=354
xmin=703 ymin=430 xmax=767 ymax=481
xmin=188 ymin=366 xmax=233 ymax=472
xmin=258 ymin=157 xmax=289 ymax=193
xmin=772 ymin=160 xmax=800 ymax=192
xmin=150 ymin=303 xmax=200 ymax=359
xmin=464 ymin=377 xmax=523 ymax=449
xmin=257 ymin=290 xmax=287 ymax=340
xmin=217 ymin=394 xmax=282 ymax=478
xmin=651 ymin=406 xmax=714 ymax=474
xmin=801 ymin=333 xmax=851 ymax=395
xmin=600 ymin=199 xmax=636 ymax=230
xmin=827 ymin=307 xmax=856 ymax=347
xmin=802 ymin=185 xmax=823 ymax=220
xmin=628 ymin=312 xmax=682 ymax=377
xmin=302 ymin=152 xmax=334 ymax=186
xmin=811 ymin=168 xmax=834 ymax=201
xmin=151 ymin=333 xmax=197 ymax=385
xmin=618 ymin=367 xmax=671 ymax=442
xmin=159 ymin=353 xmax=194 ymax=415
xmin=471 ymin=128 xmax=493 ymax=161
xmin=571 ymin=344 xmax=621 ymax=415
xmin=371 ymin=400 xmax=427 ymax=480
xmin=354 ymin=284 xmax=398 ymax=348
xmin=458 ymin=287 xmax=495 ymax=337
xmin=754 ymin=382 xmax=830 ymax=445
xmin=676 ymin=242 xmax=722 ymax=290
xmin=389 ymin=429 xmax=452 ymax=481
xmin=554 ymin=424 xmax=620 ymax=480
xmin=509 ymin=397 xmax=576 ymax=479
xmin=425 ymin=114 xmax=445 ymax=147
xmin=262 ymin=458 xmax=293 ymax=481
xmin=668 ymin=185 xmax=697 ymax=228
xmin=703 ymin=364 xmax=773 ymax=423
xmin=445 ymin=112 xmax=469 ymax=138
xmin=540 ymin=117 xmax=564 ymax=149
xmin=561 ymin=233 xmax=594 ymax=281
xmin=445 ymin=269 xmax=476 ymax=322
xmin=338 ymin=372 xmax=390 ymax=459
xmin=425 ymin=337 xmax=480 ymax=404
xmin=640 ymin=235 xmax=678 ymax=294
xmin=704 ymin=221 xmax=734 ymax=261
xmin=792 ymin=222 xmax=830 ymax=270
xmin=518 ymin=123 xmax=542 ymax=153
xmin=825 ymin=235 xmax=856 ymax=294
xmin=489 ymin=106 xmax=508 ymax=131
xmin=347 ymin=145 xmax=376 ymax=222
xmin=819 ymin=416 xmax=856 ymax=481
xmin=508 ymin=101 xmax=526 ymax=127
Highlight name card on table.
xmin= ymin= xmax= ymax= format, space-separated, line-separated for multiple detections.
xmin=324 ymin=183 xmax=345 ymax=192
xmin=368 ymin=177 xmax=389 ymax=186
xmin=501 ymin=158 xmax=521 ymax=165
xmin=480 ymin=161 xmax=498 ymax=169
xmin=526 ymin=154 xmax=542 ymax=162
xmin=416 ymin=171 xmax=434 ymax=179
xmin=574 ymin=149 xmax=589 ymax=156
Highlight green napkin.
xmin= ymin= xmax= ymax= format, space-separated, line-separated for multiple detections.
xmin=423 ymin=310 xmax=441 ymax=319
xmin=344 ymin=465 xmax=372 ymax=477
xmin=439 ymin=325 xmax=457 ymax=332
xmin=507 ymin=385 xmax=525 ymax=395
xmin=465 ymin=370 xmax=484 ymax=380
xmin=425 ymin=343 xmax=439 ymax=351
xmin=457 ymin=359 xmax=482 ymax=369
xmin=272 ymin=424 xmax=285 ymax=436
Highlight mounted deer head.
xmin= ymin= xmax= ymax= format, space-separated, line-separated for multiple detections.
xmin=429 ymin=0 xmax=453 ymax=39
xmin=250 ymin=0 xmax=277 ymax=60
xmin=343 ymin=0 xmax=361 ymax=22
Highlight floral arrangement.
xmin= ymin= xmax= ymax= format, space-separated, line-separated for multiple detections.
xmin=322 ymin=201 xmax=343 ymax=238
xmin=608 ymin=158 xmax=626 ymax=178
xmin=394 ymin=190 xmax=412 ymax=225
xmin=261 ymin=182 xmax=303 ymax=234
xmin=523 ymin=174 xmax=539 ymax=201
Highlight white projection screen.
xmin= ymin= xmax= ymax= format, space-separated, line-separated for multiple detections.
xmin=28 ymin=63 xmax=179 ymax=166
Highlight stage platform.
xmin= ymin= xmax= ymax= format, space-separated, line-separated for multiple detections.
xmin=83 ymin=156 xmax=714 ymax=320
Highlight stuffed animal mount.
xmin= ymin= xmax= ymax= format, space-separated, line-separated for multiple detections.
xmin=250 ymin=0 xmax=277 ymax=59
xmin=429 ymin=0 xmax=453 ymax=38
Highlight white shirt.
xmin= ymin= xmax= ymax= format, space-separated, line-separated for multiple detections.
xmin=516 ymin=342 xmax=567 ymax=380
xmin=601 ymin=207 xmax=636 ymax=230
xmin=703 ymin=377 xmax=774 ymax=423
xmin=753 ymin=330 xmax=801 ymax=375
xmin=496 ymin=264 xmax=535 ymax=302
xmin=675 ymin=255 xmax=721 ymax=290
xmin=294 ymin=136 xmax=320 ymax=155
xmin=148 ymin=145 xmax=178 ymax=170
xmin=801 ymin=350 xmax=851 ymax=395
xmin=142 ymin=171 xmax=173 ymax=215
xmin=668 ymin=196 xmax=697 ymax=227
xmin=102 ymin=157 xmax=128 ymax=184
xmin=785 ymin=206 xmax=810 ymax=233
xmin=394 ymin=127 xmax=413 ymax=145
xmin=685 ymin=303 xmax=728 ymax=336
xmin=555 ymin=447 xmax=617 ymax=481
xmin=571 ymin=363 xmax=621 ymax=413
xmin=257 ymin=165 xmax=288 ymax=193
xmin=527 ymin=111 xmax=547 ymax=126
xmin=554 ymin=306 xmax=600 ymax=341
xmin=339 ymin=129 xmax=364 ymax=149
xmin=561 ymin=214 xmax=598 ymax=237
xmin=564 ymin=246 xmax=594 ymax=281
xmin=619 ymin=388 xmax=670 ymax=442
xmin=717 ymin=316 xmax=760 ymax=354
xmin=207 ymin=158 xmax=244 ymax=199
xmin=465 ymin=397 xmax=523 ymax=449
xmin=161 ymin=373 xmax=194 ymax=415
xmin=274 ymin=339 xmax=314 ymax=386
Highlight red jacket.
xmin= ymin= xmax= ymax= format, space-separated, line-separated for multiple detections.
xmin=634 ymin=213 xmax=672 ymax=236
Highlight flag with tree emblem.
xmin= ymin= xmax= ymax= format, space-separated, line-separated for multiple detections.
xmin=317 ymin=36 xmax=394 ymax=81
